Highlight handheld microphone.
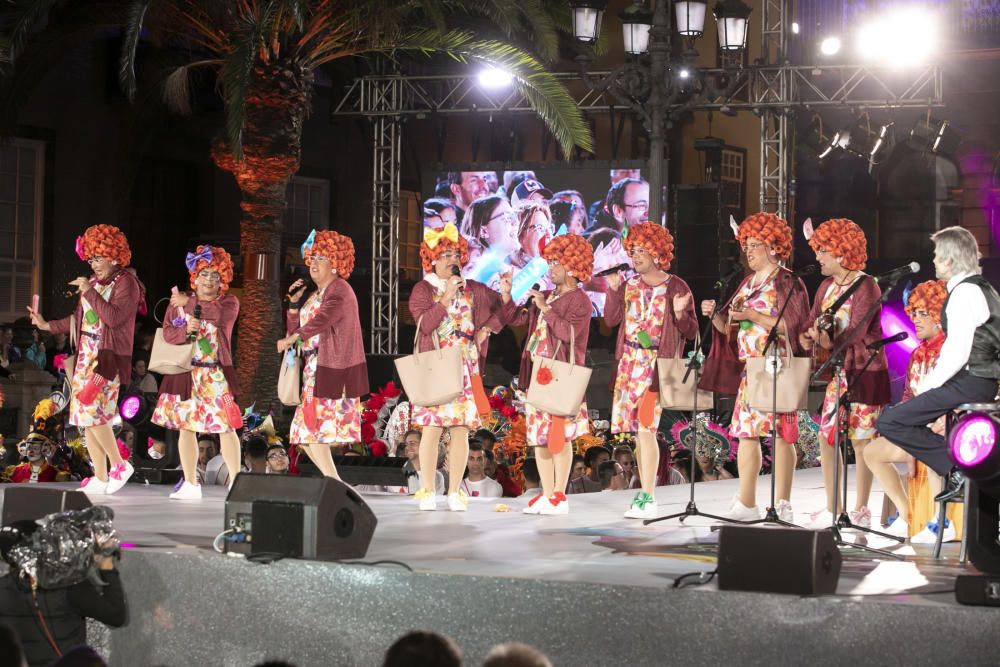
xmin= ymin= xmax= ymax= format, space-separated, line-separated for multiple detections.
xmin=187 ymin=304 xmax=202 ymax=342
xmin=714 ymin=267 xmax=742 ymax=289
xmin=451 ymin=264 xmax=465 ymax=291
xmin=867 ymin=331 xmax=908 ymax=350
xmin=874 ymin=262 xmax=919 ymax=284
xmin=595 ymin=263 xmax=631 ymax=278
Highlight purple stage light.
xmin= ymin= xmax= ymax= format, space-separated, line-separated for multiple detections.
xmin=120 ymin=394 xmax=142 ymax=421
xmin=949 ymin=414 xmax=997 ymax=468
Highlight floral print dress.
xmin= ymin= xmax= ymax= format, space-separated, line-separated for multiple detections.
xmin=152 ymin=318 xmax=236 ymax=433
xmin=410 ymin=287 xmax=482 ymax=429
xmin=289 ymin=289 xmax=363 ymax=444
xmin=611 ymin=276 xmax=670 ymax=434
xmin=69 ymin=283 xmax=120 ymax=428
xmin=524 ymin=294 xmax=589 ymax=447
xmin=816 ymin=278 xmax=883 ymax=445
xmin=730 ymin=273 xmax=796 ymax=439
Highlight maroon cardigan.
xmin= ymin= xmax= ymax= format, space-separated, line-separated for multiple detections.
xmin=700 ymin=268 xmax=811 ymax=395
xmin=602 ymin=274 xmax=699 ymax=392
xmin=50 ymin=268 xmax=142 ymax=384
xmin=286 ymin=279 xmax=369 ymax=400
xmin=408 ymin=278 xmax=504 ymax=371
xmin=808 ymin=274 xmax=890 ymax=406
xmin=159 ymin=293 xmax=240 ymax=401
xmin=501 ymin=287 xmax=592 ymax=392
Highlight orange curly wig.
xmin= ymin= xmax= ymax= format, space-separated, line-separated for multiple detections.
xmin=808 ymin=218 xmax=868 ymax=271
xmin=905 ymin=279 xmax=948 ymax=323
xmin=623 ymin=222 xmax=675 ymax=270
xmin=543 ymin=233 xmax=594 ymax=283
xmin=305 ymin=230 xmax=356 ymax=279
xmin=420 ymin=234 xmax=470 ymax=273
xmin=188 ymin=245 xmax=235 ymax=292
xmin=737 ymin=213 xmax=793 ymax=261
xmin=80 ymin=224 xmax=131 ymax=267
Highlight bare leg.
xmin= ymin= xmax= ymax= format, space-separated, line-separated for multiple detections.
xmin=737 ymin=438 xmax=762 ymax=508
xmin=91 ymin=422 xmax=124 ymax=466
xmin=219 ymin=431 xmax=242 ymax=488
xmin=83 ymin=426 xmax=108 ymax=482
xmin=635 ymin=429 xmax=658 ymax=494
xmin=448 ymin=427 xmax=470 ymax=494
xmin=177 ymin=430 xmax=198 ymax=484
xmin=552 ymin=445 xmax=573 ymax=496
xmin=863 ymin=436 xmax=911 ymax=521
xmin=819 ymin=440 xmax=846 ymax=512
xmin=773 ymin=436 xmax=795 ymax=502
xmin=535 ymin=447 xmax=554 ymax=498
xmin=307 ymin=443 xmax=340 ymax=479
xmin=852 ymin=438 xmax=873 ymax=511
xmin=417 ymin=426 xmax=443 ymax=493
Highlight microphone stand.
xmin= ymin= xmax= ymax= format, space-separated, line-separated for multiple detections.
xmin=740 ymin=270 xmax=803 ymax=528
xmin=810 ymin=280 xmax=905 ymax=559
xmin=645 ymin=272 xmax=750 ymax=526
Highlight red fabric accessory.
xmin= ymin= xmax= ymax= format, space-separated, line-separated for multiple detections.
xmin=911 ymin=331 xmax=945 ymax=369
xmin=77 ymin=374 xmax=107 ymax=405
xmin=302 ymin=386 xmax=318 ymax=431
xmin=638 ymin=389 xmax=658 ymax=429
xmin=470 ymin=374 xmax=491 ymax=417
xmin=547 ymin=416 xmax=568 ymax=455
xmin=222 ymin=393 xmax=243 ymax=429
xmin=536 ymin=367 xmax=553 ymax=385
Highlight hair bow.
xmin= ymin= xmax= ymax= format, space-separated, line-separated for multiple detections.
xmin=185 ymin=247 xmax=213 ymax=272
xmin=802 ymin=217 xmax=815 ymax=241
xmin=301 ymin=229 xmax=316 ymax=259
xmin=423 ymin=222 xmax=459 ymax=249
xmin=75 ymin=236 xmax=86 ymax=261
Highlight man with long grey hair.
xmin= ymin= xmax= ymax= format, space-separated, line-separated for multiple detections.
xmin=877 ymin=226 xmax=1000 ymax=501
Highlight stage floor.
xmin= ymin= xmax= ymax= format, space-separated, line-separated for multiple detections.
xmin=0 ymin=467 xmax=974 ymax=597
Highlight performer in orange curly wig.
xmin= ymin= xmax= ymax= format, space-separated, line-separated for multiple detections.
xmin=864 ymin=280 xmax=962 ymax=541
xmin=699 ymin=212 xmax=811 ymax=521
xmin=27 ymin=224 xmax=143 ymax=495
xmin=600 ymin=222 xmax=697 ymax=519
xmin=800 ymin=218 xmax=890 ymax=529
xmin=277 ymin=230 xmax=369 ymax=480
xmin=497 ymin=233 xmax=594 ymax=515
xmin=407 ymin=221 xmax=504 ymax=511
xmin=152 ymin=245 xmax=242 ymax=500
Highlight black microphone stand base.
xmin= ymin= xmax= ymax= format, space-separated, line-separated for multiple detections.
xmin=828 ymin=524 xmax=903 ymax=560
xmin=740 ymin=505 xmax=801 ymax=528
xmin=835 ymin=512 xmax=906 ymax=542
xmin=643 ymin=501 xmax=754 ymax=527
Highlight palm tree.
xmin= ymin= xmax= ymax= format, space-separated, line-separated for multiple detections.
xmin=2 ymin=0 xmax=593 ymax=411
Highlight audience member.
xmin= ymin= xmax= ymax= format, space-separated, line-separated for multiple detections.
xmin=461 ymin=442 xmax=503 ymax=498
xmin=197 ymin=436 xmax=218 ymax=482
xmin=613 ymin=446 xmax=639 ymax=489
xmin=401 ymin=429 xmax=445 ymax=494
xmin=0 ymin=324 xmax=20 ymax=375
xmin=244 ymin=436 xmax=268 ymax=474
xmin=568 ymin=446 xmax=609 ymax=494
xmin=266 ymin=444 xmax=290 ymax=475
xmin=519 ymin=458 xmax=541 ymax=498
xmin=382 ymin=630 xmax=461 ymax=667
xmin=22 ymin=329 xmax=45 ymax=369
xmin=127 ymin=355 xmax=157 ymax=394
xmin=45 ymin=331 xmax=71 ymax=378
xmin=598 ymin=460 xmax=627 ymax=491
xmin=483 ymin=642 xmax=553 ymax=667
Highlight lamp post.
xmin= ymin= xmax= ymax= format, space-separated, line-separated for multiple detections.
xmin=570 ymin=0 xmax=750 ymax=225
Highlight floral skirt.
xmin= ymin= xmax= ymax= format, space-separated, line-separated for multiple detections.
xmin=290 ymin=395 xmax=363 ymax=445
xmin=611 ymin=346 xmax=660 ymax=434
xmin=411 ymin=362 xmax=482 ymax=429
xmin=152 ymin=366 xmax=236 ymax=433
xmin=730 ymin=371 xmax=798 ymax=441
xmin=68 ymin=334 xmax=120 ymax=428
xmin=526 ymin=401 xmax=589 ymax=448
xmin=818 ymin=374 xmax=882 ymax=445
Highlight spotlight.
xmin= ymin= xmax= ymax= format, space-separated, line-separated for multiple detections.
xmin=856 ymin=8 xmax=937 ymax=68
xmin=909 ymin=116 xmax=960 ymax=156
xmin=818 ymin=129 xmax=849 ymax=159
xmin=678 ymin=68 xmax=691 ymax=80
xmin=949 ymin=412 xmax=1000 ymax=479
xmin=820 ymin=36 xmax=841 ymax=56
xmin=842 ymin=117 xmax=895 ymax=169
xmin=791 ymin=22 xmax=800 ymax=35
xmin=477 ymin=67 xmax=513 ymax=89
xmin=119 ymin=392 xmax=154 ymax=427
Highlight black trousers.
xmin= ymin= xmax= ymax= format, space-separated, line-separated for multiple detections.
xmin=876 ymin=370 xmax=999 ymax=476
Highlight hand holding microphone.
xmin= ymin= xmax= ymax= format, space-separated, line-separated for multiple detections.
xmin=187 ymin=304 xmax=202 ymax=342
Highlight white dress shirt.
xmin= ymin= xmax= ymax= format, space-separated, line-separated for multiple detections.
xmin=917 ymin=271 xmax=990 ymax=393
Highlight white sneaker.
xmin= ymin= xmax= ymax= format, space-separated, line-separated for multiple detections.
xmin=623 ymin=491 xmax=657 ymax=519
xmin=911 ymin=519 xmax=956 ymax=544
xmin=724 ymin=497 xmax=760 ymax=521
xmin=523 ymin=492 xmax=549 ymax=515
xmin=447 ymin=490 xmax=468 ymax=512
xmin=849 ymin=506 xmax=872 ymax=528
xmin=883 ymin=516 xmax=910 ymax=539
xmin=806 ymin=509 xmax=835 ymax=530
xmin=415 ymin=489 xmax=436 ymax=511
xmin=79 ymin=476 xmax=108 ymax=495
xmin=539 ymin=492 xmax=569 ymax=516
xmin=104 ymin=461 xmax=134 ymax=495
xmin=169 ymin=481 xmax=203 ymax=500
xmin=774 ymin=499 xmax=794 ymax=523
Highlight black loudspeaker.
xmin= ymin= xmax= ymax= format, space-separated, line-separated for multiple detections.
xmin=224 ymin=473 xmax=377 ymax=561
xmin=298 ymin=455 xmax=411 ymax=487
xmin=672 ymin=183 xmax=742 ymax=300
xmin=2 ymin=487 xmax=93 ymax=526
xmin=717 ymin=525 xmax=842 ymax=595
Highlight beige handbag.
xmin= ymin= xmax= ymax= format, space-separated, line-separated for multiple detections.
xmin=278 ymin=348 xmax=302 ymax=406
xmin=746 ymin=343 xmax=810 ymax=412
xmin=526 ymin=326 xmax=592 ymax=417
xmin=394 ymin=316 xmax=464 ymax=407
xmin=657 ymin=335 xmax=714 ymax=411
xmin=149 ymin=327 xmax=194 ymax=375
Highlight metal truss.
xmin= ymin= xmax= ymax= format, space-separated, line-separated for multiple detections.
xmin=759 ymin=0 xmax=788 ymax=218
xmin=369 ymin=77 xmax=401 ymax=355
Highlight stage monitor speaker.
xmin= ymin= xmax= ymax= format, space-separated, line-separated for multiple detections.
xmin=224 ymin=473 xmax=377 ymax=561
xmin=2 ymin=487 xmax=93 ymax=526
xmin=298 ymin=455 xmax=411 ymax=487
xmin=717 ymin=525 xmax=842 ymax=595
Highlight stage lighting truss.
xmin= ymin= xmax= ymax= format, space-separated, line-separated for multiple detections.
xmin=948 ymin=409 xmax=1000 ymax=481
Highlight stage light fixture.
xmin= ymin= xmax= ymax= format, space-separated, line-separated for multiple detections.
xmin=477 ymin=67 xmax=513 ymax=89
xmin=675 ymin=1 xmax=708 ymax=38
xmin=678 ymin=68 xmax=691 ymax=80
xmin=791 ymin=22 xmax=800 ymax=35
xmin=570 ymin=0 xmax=607 ymax=43
xmin=856 ymin=7 xmax=937 ymax=68
xmin=820 ymin=36 xmax=841 ymax=56
xmin=948 ymin=412 xmax=1000 ymax=479
xmin=119 ymin=392 xmax=153 ymax=427
xmin=619 ymin=4 xmax=654 ymax=55
xmin=909 ymin=116 xmax=960 ymax=156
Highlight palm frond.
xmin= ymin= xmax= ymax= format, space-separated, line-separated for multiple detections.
xmin=1 ymin=0 xmax=63 ymax=68
xmin=119 ymin=0 xmax=155 ymax=101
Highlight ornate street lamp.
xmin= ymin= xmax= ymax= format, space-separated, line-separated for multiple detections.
xmin=571 ymin=0 xmax=607 ymax=44
xmin=714 ymin=0 xmax=752 ymax=50
xmin=620 ymin=4 xmax=655 ymax=55
xmin=675 ymin=1 xmax=708 ymax=38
